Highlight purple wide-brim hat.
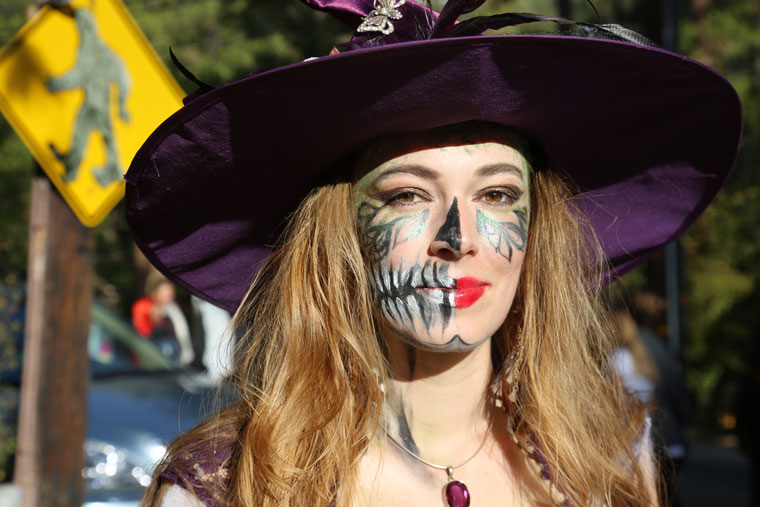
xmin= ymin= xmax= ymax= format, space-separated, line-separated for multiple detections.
xmin=125 ymin=32 xmax=742 ymax=313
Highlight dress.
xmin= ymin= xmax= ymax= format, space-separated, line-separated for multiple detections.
xmin=157 ymin=437 xmax=232 ymax=507
xmin=155 ymin=420 xmax=653 ymax=506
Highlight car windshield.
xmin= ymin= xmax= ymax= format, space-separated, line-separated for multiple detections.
xmin=1 ymin=286 xmax=174 ymax=382
xmin=88 ymin=303 xmax=173 ymax=377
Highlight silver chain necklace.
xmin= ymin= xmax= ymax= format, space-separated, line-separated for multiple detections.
xmin=381 ymin=423 xmax=491 ymax=507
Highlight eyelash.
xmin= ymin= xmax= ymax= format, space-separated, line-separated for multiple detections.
xmin=383 ymin=188 xmax=429 ymax=207
xmin=378 ymin=186 xmax=522 ymax=207
xmin=477 ymin=187 xmax=522 ymax=206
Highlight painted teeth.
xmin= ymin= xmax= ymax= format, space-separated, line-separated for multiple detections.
xmin=381 ymin=263 xmax=391 ymax=293
xmin=410 ymin=267 xmax=422 ymax=288
xmin=425 ymin=289 xmax=445 ymax=304
xmin=422 ymin=261 xmax=432 ymax=287
xmin=373 ymin=270 xmax=383 ymax=292
xmin=406 ymin=295 xmax=421 ymax=316
xmin=372 ymin=259 xmax=457 ymax=333
xmin=384 ymin=298 xmax=398 ymax=322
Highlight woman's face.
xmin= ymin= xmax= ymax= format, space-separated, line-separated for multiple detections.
xmin=353 ymin=125 xmax=530 ymax=352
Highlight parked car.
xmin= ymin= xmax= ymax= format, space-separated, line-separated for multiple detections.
xmin=0 ymin=287 xmax=234 ymax=505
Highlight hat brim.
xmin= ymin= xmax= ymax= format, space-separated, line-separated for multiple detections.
xmin=126 ymin=35 xmax=742 ymax=312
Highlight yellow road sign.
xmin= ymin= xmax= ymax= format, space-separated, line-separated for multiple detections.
xmin=0 ymin=0 xmax=184 ymax=227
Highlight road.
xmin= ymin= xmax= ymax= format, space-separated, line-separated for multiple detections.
xmin=677 ymin=440 xmax=751 ymax=507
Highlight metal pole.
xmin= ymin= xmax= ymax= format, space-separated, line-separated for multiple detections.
xmin=661 ymin=0 xmax=678 ymax=52
xmin=665 ymin=243 xmax=682 ymax=358
xmin=661 ymin=0 xmax=682 ymax=361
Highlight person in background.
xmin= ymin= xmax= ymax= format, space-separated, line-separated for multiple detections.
xmin=612 ymin=307 xmax=659 ymax=405
xmin=132 ymin=271 xmax=194 ymax=367
xmin=191 ymin=295 xmax=233 ymax=384
xmin=630 ymin=292 xmax=691 ymax=506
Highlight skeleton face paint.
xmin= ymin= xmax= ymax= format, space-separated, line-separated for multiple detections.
xmin=434 ymin=198 xmax=462 ymax=252
xmin=353 ymin=125 xmax=531 ymax=352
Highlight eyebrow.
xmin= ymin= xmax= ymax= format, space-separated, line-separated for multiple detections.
xmin=370 ymin=162 xmax=525 ymax=187
xmin=371 ymin=165 xmax=440 ymax=186
xmin=475 ymin=164 xmax=525 ymax=181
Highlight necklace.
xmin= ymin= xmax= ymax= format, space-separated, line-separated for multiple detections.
xmin=382 ymin=423 xmax=490 ymax=507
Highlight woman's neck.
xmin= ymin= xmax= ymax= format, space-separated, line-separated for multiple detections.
xmin=381 ymin=331 xmax=495 ymax=467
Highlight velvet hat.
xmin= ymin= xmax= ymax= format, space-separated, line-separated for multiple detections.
xmin=125 ymin=0 xmax=742 ymax=312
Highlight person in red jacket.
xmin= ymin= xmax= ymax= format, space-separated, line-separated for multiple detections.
xmin=132 ymin=271 xmax=194 ymax=366
xmin=132 ymin=271 xmax=176 ymax=338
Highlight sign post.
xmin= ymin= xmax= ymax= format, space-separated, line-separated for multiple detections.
xmin=14 ymin=174 xmax=94 ymax=507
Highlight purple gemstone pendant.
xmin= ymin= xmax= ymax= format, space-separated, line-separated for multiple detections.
xmin=444 ymin=480 xmax=471 ymax=507
xmin=443 ymin=466 xmax=470 ymax=507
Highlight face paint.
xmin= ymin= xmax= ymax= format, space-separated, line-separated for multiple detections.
xmin=373 ymin=259 xmax=489 ymax=335
xmin=353 ymin=125 xmax=530 ymax=352
xmin=392 ymin=328 xmax=491 ymax=352
xmin=433 ymin=197 xmax=462 ymax=252
xmin=476 ymin=207 xmax=529 ymax=262
xmin=394 ymin=395 xmax=419 ymax=455
xmin=357 ymin=202 xmax=429 ymax=262
xmin=373 ymin=259 xmax=455 ymax=332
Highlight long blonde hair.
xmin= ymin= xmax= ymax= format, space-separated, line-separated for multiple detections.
xmin=144 ymin=159 xmax=652 ymax=505
xmin=503 ymin=168 xmax=651 ymax=504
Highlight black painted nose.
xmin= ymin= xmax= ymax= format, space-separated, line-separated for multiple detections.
xmin=434 ymin=198 xmax=462 ymax=252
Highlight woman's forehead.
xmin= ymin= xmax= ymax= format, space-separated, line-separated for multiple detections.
xmin=353 ymin=122 xmax=529 ymax=180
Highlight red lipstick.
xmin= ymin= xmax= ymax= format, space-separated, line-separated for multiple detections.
xmin=453 ymin=277 xmax=488 ymax=308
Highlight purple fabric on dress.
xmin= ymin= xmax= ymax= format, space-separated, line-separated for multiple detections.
xmin=160 ymin=439 xmax=233 ymax=507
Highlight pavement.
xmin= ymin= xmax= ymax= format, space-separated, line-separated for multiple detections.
xmin=0 ymin=483 xmax=20 ymax=506
xmin=676 ymin=439 xmax=751 ymax=507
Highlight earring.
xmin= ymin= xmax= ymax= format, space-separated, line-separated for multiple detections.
xmin=501 ymin=316 xmax=570 ymax=504
xmin=504 ymin=302 xmax=524 ymax=407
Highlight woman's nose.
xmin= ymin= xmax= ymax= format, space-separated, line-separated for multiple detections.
xmin=429 ymin=197 xmax=477 ymax=259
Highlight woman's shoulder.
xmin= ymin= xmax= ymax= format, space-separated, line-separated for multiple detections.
xmin=156 ymin=483 xmax=205 ymax=507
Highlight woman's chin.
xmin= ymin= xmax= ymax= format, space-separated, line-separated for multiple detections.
xmin=394 ymin=328 xmax=493 ymax=353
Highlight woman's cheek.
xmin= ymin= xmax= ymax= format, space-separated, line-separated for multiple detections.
xmin=475 ymin=207 xmax=529 ymax=263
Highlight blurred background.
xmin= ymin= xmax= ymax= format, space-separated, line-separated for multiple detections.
xmin=0 ymin=0 xmax=757 ymax=505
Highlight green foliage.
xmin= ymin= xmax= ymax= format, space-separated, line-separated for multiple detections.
xmin=0 ymin=121 xmax=33 ymax=285
xmin=0 ymin=1 xmax=37 ymax=285
xmin=0 ymin=388 xmax=17 ymax=482
xmin=677 ymin=0 xmax=760 ymax=423
xmin=681 ymin=1 xmax=760 ymax=137
xmin=0 ymin=286 xmax=23 ymax=482
xmin=126 ymin=0 xmax=350 ymax=87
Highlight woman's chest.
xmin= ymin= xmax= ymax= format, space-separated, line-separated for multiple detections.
xmin=352 ymin=444 xmax=535 ymax=507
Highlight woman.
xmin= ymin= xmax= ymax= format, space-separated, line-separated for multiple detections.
xmin=126 ymin=1 xmax=742 ymax=505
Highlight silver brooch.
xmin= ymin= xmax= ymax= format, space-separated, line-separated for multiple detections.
xmin=357 ymin=0 xmax=406 ymax=36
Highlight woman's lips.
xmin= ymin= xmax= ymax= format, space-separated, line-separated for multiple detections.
xmin=453 ymin=277 xmax=488 ymax=308
xmin=416 ymin=277 xmax=488 ymax=309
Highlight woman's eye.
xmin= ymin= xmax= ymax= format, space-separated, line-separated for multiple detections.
xmin=481 ymin=188 xmax=518 ymax=204
xmin=484 ymin=191 xmax=506 ymax=202
xmin=394 ymin=192 xmax=416 ymax=203
xmin=386 ymin=190 xmax=423 ymax=206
